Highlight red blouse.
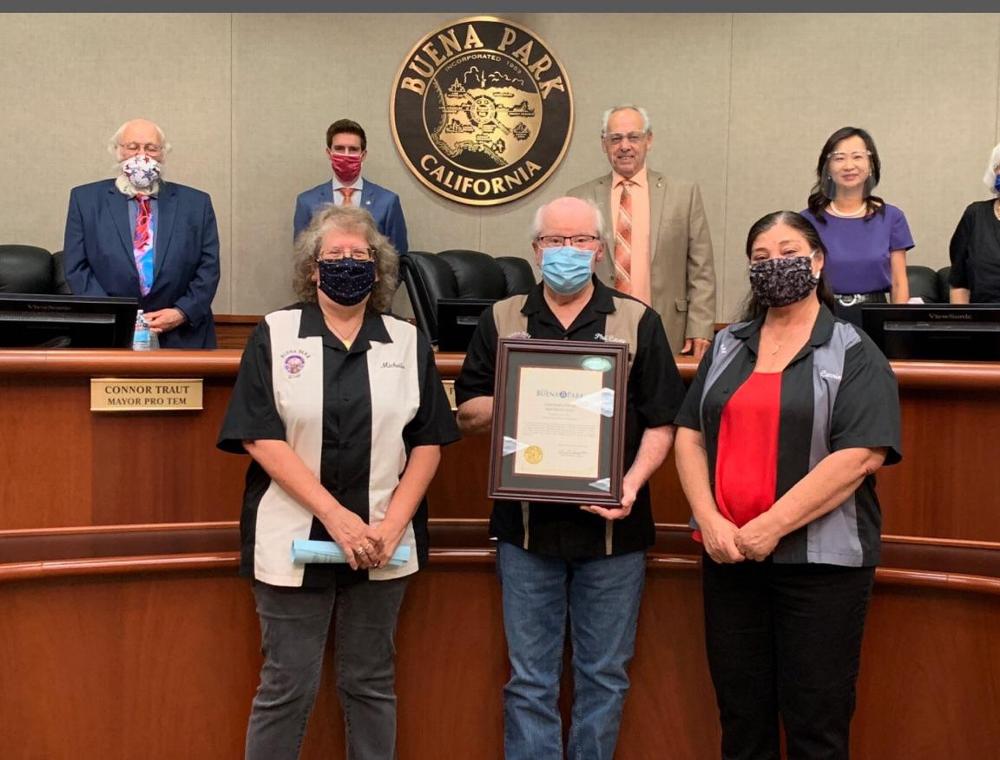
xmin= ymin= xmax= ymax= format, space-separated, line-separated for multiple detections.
xmin=713 ymin=371 xmax=782 ymax=527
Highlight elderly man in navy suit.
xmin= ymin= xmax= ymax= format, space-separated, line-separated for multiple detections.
xmin=63 ymin=118 xmax=221 ymax=348
xmin=293 ymin=119 xmax=408 ymax=254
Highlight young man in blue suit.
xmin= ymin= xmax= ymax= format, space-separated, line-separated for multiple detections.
xmin=63 ymin=118 xmax=221 ymax=348
xmin=293 ymin=119 xmax=408 ymax=255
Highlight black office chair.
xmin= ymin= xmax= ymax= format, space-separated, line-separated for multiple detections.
xmin=906 ymin=265 xmax=944 ymax=303
xmin=50 ymin=250 xmax=73 ymax=295
xmin=937 ymin=266 xmax=952 ymax=301
xmin=0 ymin=245 xmax=56 ymax=294
xmin=400 ymin=249 xmax=535 ymax=343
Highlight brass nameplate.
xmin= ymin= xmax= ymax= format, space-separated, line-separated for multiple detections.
xmin=442 ymin=379 xmax=457 ymax=412
xmin=90 ymin=378 xmax=203 ymax=412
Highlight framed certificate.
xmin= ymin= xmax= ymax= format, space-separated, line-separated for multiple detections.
xmin=488 ymin=338 xmax=628 ymax=506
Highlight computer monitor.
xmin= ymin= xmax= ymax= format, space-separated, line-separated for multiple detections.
xmin=860 ymin=303 xmax=1000 ymax=361
xmin=436 ymin=298 xmax=496 ymax=352
xmin=0 ymin=293 xmax=138 ymax=348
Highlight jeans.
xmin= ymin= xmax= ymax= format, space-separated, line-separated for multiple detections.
xmin=701 ymin=555 xmax=875 ymax=760
xmin=244 ymin=577 xmax=409 ymax=760
xmin=496 ymin=540 xmax=647 ymax=760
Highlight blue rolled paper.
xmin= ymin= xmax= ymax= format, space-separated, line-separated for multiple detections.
xmin=291 ymin=539 xmax=410 ymax=568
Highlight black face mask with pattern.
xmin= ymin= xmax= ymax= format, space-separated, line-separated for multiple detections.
xmin=318 ymin=259 xmax=376 ymax=306
xmin=748 ymin=256 xmax=819 ymax=308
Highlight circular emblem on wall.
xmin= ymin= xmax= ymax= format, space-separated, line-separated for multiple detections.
xmin=390 ymin=16 xmax=574 ymax=206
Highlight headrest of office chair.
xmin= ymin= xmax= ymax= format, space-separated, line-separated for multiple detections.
xmin=51 ymin=250 xmax=73 ymax=295
xmin=435 ymin=250 xmax=511 ymax=299
xmin=494 ymin=256 xmax=535 ymax=296
xmin=0 ymin=245 xmax=55 ymax=294
xmin=936 ymin=266 xmax=952 ymax=300
xmin=905 ymin=264 xmax=943 ymax=303
xmin=400 ymin=249 xmax=538 ymax=343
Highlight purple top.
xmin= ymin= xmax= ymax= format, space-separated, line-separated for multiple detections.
xmin=800 ymin=205 xmax=914 ymax=294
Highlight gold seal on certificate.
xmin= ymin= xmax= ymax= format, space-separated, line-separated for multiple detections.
xmin=488 ymin=338 xmax=628 ymax=506
xmin=523 ymin=445 xmax=544 ymax=465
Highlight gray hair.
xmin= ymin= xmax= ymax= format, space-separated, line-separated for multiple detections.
xmin=600 ymin=105 xmax=651 ymax=136
xmin=530 ymin=197 xmax=605 ymax=241
xmin=984 ymin=142 xmax=1000 ymax=197
xmin=107 ymin=119 xmax=172 ymax=161
xmin=292 ymin=204 xmax=399 ymax=312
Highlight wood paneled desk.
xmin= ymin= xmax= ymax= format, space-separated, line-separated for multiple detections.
xmin=0 ymin=350 xmax=997 ymax=759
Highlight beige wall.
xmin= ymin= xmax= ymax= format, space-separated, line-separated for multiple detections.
xmin=2 ymin=13 xmax=998 ymax=320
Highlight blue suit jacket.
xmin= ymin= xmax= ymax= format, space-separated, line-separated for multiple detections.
xmin=63 ymin=179 xmax=221 ymax=348
xmin=293 ymin=178 xmax=408 ymax=255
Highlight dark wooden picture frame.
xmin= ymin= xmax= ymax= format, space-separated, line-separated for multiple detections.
xmin=487 ymin=338 xmax=628 ymax=506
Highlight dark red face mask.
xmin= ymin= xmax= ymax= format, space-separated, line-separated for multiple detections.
xmin=330 ymin=153 xmax=362 ymax=183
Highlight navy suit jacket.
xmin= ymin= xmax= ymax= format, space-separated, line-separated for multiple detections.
xmin=293 ymin=178 xmax=408 ymax=255
xmin=63 ymin=179 xmax=221 ymax=348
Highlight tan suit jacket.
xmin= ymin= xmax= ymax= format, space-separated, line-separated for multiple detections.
xmin=568 ymin=169 xmax=716 ymax=354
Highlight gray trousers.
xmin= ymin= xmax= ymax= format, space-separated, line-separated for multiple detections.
xmin=245 ymin=576 xmax=409 ymax=760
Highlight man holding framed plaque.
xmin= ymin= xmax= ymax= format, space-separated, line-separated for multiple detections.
xmin=455 ymin=197 xmax=686 ymax=760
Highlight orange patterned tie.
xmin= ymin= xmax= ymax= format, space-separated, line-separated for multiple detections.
xmin=614 ymin=180 xmax=633 ymax=293
xmin=339 ymin=187 xmax=355 ymax=206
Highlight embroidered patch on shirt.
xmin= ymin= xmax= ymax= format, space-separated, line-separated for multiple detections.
xmin=281 ymin=350 xmax=309 ymax=377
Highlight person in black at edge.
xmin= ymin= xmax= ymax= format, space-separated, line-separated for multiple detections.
xmin=949 ymin=142 xmax=1000 ymax=303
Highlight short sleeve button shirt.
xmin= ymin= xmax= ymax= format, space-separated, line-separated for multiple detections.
xmin=218 ymin=302 xmax=460 ymax=588
xmin=675 ymin=305 xmax=902 ymax=567
xmin=456 ymin=278 xmax=686 ymax=560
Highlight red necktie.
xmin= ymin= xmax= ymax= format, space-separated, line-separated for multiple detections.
xmin=339 ymin=187 xmax=355 ymax=206
xmin=614 ymin=181 xmax=633 ymax=293
xmin=134 ymin=195 xmax=151 ymax=250
xmin=133 ymin=194 xmax=155 ymax=296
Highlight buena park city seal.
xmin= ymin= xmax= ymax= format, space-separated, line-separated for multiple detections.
xmin=391 ymin=17 xmax=574 ymax=206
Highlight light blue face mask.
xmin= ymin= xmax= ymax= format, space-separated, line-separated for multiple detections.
xmin=540 ymin=246 xmax=594 ymax=295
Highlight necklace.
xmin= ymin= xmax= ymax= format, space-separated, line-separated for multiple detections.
xmin=767 ymin=341 xmax=782 ymax=356
xmin=828 ymin=200 xmax=866 ymax=218
xmin=327 ymin=317 xmax=363 ymax=347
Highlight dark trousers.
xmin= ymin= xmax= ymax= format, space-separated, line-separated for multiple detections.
xmin=245 ymin=577 xmax=409 ymax=760
xmin=702 ymin=555 xmax=875 ymax=760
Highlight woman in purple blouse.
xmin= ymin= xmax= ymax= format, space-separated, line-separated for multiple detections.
xmin=802 ymin=127 xmax=914 ymax=323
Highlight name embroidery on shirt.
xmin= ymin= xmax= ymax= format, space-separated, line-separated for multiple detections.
xmin=593 ymin=332 xmax=626 ymax=343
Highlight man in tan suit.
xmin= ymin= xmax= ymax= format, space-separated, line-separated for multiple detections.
xmin=569 ymin=105 xmax=716 ymax=359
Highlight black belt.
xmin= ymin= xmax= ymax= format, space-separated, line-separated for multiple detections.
xmin=833 ymin=291 xmax=888 ymax=307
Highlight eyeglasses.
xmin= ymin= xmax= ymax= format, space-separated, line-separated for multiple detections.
xmin=119 ymin=142 xmax=163 ymax=155
xmin=316 ymin=247 xmax=375 ymax=262
xmin=536 ymin=235 xmax=601 ymax=248
xmin=827 ymin=151 xmax=871 ymax=165
xmin=604 ymin=132 xmax=647 ymax=146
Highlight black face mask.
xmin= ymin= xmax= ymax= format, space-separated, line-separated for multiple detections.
xmin=748 ymin=255 xmax=819 ymax=308
xmin=318 ymin=259 xmax=376 ymax=306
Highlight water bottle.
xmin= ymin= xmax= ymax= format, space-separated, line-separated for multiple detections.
xmin=132 ymin=310 xmax=159 ymax=351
